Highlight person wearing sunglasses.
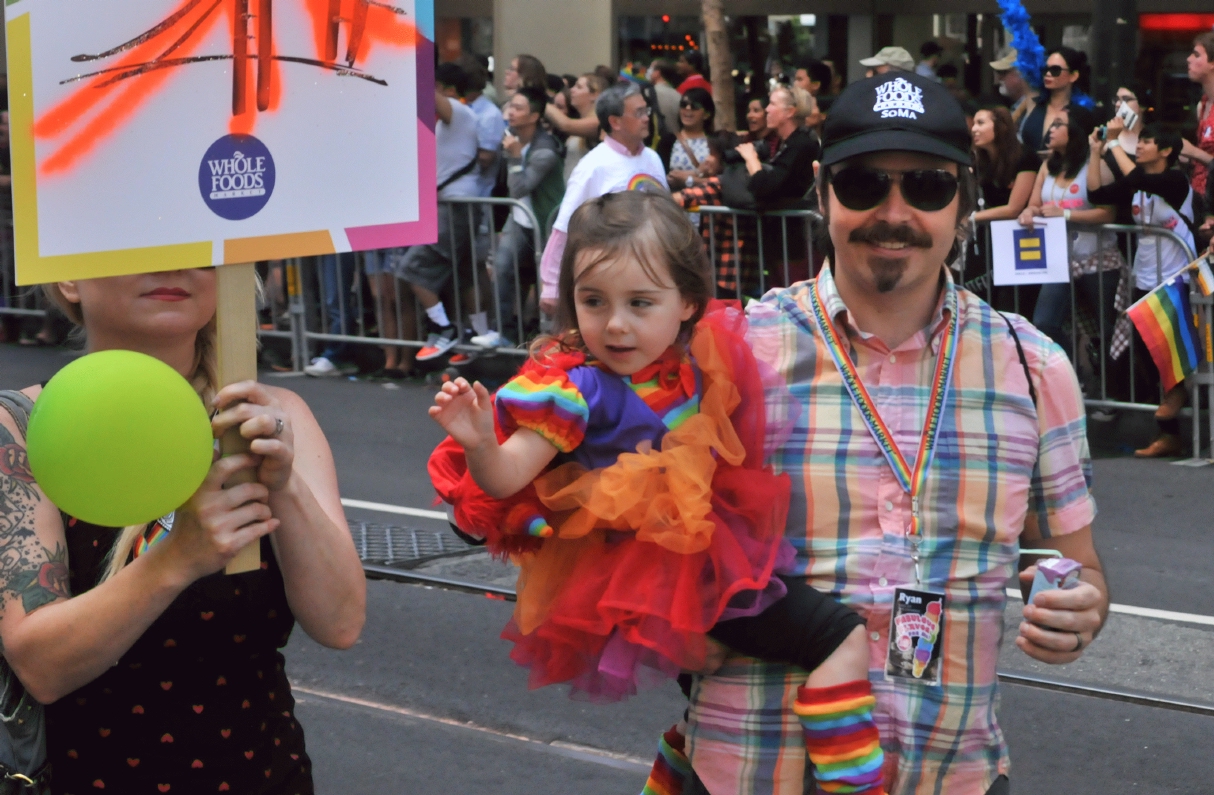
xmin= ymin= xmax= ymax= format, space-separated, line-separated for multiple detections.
xmin=1018 ymin=108 xmax=1119 ymax=375
xmin=681 ymin=70 xmax=1107 ymax=795
xmin=657 ymin=87 xmax=714 ymax=188
xmin=733 ymin=85 xmax=821 ymax=283
xmin=1020 ymin=46 xmax=1090 ymax=154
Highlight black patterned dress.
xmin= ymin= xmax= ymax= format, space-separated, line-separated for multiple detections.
xmin=45 ymin=516 xmax=313 ymax=795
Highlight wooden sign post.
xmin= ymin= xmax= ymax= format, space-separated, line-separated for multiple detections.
xmin=216 ymin=263 xmax=262 ymax=574
xmin=6 ymin=0 xmax=439 ymax=572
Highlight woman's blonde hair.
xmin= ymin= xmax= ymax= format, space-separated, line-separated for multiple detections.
xmin=772 ymin=85 xmax=816 ymax=122
xmin=42 ymin=282 xmax=220 ymax=583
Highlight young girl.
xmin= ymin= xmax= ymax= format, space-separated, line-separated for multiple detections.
xmin=428 ymin=192 xmax=884 ymax=795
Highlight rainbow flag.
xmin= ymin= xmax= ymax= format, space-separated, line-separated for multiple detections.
xmin=1126 ymin=275 xmax=1200 ymax=391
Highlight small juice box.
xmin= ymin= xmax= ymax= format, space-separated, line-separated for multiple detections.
xmin=1027 ymin=557 xmax=1082 ymax=605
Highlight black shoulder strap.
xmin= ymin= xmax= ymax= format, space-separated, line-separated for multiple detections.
xmin=997 ymin=313 xmax=1038 ymax=407
xmin=0 ymin=390 xmax=35 ymax=437
xmin=437 ymin=157 xmax=480 ymax=192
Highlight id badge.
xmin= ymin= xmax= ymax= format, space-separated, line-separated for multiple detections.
xmin=886 ymin=587 xmax=945 ymax=685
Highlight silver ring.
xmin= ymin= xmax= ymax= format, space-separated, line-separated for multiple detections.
xmin=273 ymin=417 xmax=285 ymax=437
xmin=1072 ymin=632 xmax=1084 ymax=652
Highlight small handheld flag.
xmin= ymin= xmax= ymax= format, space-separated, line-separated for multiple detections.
xmin=1194 ymin=256 xmax=1214 ymax=298
xmin=1125 ymin=275 xmax=1200 ymax=391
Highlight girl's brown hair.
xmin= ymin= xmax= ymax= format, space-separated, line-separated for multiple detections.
xmin=972 ymin=106 xmax=1024 ymax=190
xmin=41 ymin=281 xmax=220 ymax=583
xmin=533 ymin=191 xmax=712 ymax=360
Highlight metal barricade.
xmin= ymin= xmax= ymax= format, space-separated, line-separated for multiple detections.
xmin=292 ymin=197 xmax=544 ymax=370
xmin=697 ymin=205 xmax=822 ymax=300
xmin=965 ymin=220 xmax=1212 ymax=460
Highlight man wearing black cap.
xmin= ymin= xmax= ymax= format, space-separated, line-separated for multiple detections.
xmin=682 ymin=71 xmax=1109 ymax=795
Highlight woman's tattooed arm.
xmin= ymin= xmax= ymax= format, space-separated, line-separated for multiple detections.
xmin=0 ymin=423 xmax=69 ymax=613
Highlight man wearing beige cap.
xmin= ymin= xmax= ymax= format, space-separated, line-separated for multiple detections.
xmin=860 ymin=46 xmax=916 ymax=77
xmin=990 ymin=47 xmax=1036 ymax=130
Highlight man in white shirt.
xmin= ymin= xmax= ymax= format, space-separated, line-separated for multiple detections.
xmin=538 ymin=82 xmax=668 ymax=315
xmin=395 ymin=62 xmax=482 ymax=361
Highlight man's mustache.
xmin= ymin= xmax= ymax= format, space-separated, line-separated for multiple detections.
xmin=848 ymin=222 xmax=934 ymax=250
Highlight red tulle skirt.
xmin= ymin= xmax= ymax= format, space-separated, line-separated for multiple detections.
xmin=428 ymin=302 xmax=791 ymax=701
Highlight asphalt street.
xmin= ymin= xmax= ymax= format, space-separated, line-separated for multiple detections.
xmin=2 ymin=343 xmax=1212 ymax=793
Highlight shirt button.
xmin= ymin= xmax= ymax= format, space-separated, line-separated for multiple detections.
xmin=871 ymin=631 xmax=881 ymax=642
xmin=889 ymin=354 xmax=897 ymax=364
xmin=884 ymin=500 xmax=895 ymax=512
xmin=879 ymin=577 xmax=888 ymax=587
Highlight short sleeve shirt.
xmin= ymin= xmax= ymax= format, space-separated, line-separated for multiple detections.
xmin=437 ymin=101 xmax=481 ymax=199
xmin=686 ymin=266 xmax=1096 ymax=795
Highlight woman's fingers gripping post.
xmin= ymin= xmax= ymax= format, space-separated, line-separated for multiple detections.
xmin=210 ymin=381 xmax=294 ymax=491
xmin=162 ymin=453 xmax=278 ymax=581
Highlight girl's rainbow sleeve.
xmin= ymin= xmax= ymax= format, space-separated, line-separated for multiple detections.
xmin=495 ymin=368 xmax=589 ymax=453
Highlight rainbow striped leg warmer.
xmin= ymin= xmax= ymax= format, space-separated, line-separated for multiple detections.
xmin=639 ymin=725 xmax=690 ymax=795
xmin=794 ymin=681 xmax=886 ymax=795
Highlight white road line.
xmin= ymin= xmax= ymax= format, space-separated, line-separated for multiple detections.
xmin=344 ymin=499 xmax=1214 ymax=630
xmin=341 ymin=498 xmax=447 ymax=521
xmin=291 ymin=685 xmax=650 ymax=773
xmin=1005 ymin=588 xmax=1214 ymax=627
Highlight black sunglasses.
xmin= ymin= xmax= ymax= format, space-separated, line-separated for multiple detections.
xmin=831 ymin=167 xmax=959 ymax=212
xmin=680 ymin=100 xmax=704 ymax=111
xmin=1044 ymin=65 xmax=1072 ymax=77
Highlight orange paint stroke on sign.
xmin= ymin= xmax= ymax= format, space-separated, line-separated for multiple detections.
xmin=33 ymin=0 xmax=416 ymax=177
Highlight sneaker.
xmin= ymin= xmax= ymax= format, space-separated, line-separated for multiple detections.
xmin=1089 ymin=408 xmax=1118 ymax=423
xmin=304 ymin=357 xmax=356 ymax=377
xmin=469 ymin=330 xmax=514 ymax=348
xmin=416 ymin=326 xmax=459 ymax=361
xmin=448 ymin=352 xmax=475 ymax=366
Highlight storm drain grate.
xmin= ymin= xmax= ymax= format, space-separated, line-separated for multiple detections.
xmin=349 ymin=521 xmax=479 ymax=567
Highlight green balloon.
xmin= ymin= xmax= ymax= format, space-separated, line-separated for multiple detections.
xmin=26 ymin=350 xmax=214 ymax=528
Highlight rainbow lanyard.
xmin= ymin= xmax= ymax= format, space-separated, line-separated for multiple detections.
xmin=808 ymin=278 xmax=959 ymax=576
xmin=132 ymin=512 xmax=174 ymax=560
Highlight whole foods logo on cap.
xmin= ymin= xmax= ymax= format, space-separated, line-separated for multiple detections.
xmin=873 ymin=77 xmax=925 ymax=120
xmin=198 ymin=134 xmax=276 ymax=220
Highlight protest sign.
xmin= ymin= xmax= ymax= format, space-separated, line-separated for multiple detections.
xmin=6 ymin=0 xmax=436 ymax=285
xmin=990 ymin=218 xmax=1070 ymax=286
xmin=5 ymin=0 xmax=437 ymax=570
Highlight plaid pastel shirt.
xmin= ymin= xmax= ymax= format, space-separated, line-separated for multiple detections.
xmin=686 ymin=266 xmax=1096 ymax=795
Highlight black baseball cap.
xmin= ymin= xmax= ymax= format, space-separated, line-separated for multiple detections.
xmin=821 ymin=72 xmax=971 ymax=167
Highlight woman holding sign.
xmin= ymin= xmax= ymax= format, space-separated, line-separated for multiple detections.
xmin=0 ymin=269 xmax=365 ymax=794
xmin=1018 ymin=108 xmax=1119 ymax=366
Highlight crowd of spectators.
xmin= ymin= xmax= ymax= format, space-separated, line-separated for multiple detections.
xmin=179 ymin=33 xmax=1214 ymax=459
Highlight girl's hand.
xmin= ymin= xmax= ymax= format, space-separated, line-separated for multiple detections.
xmin=671 ymin=191 xmax=686 ymax=208
xmin=211 ymin=381 xmax=294 ymax=492
xmin=1105 ymin=115 xmax=1126 ymax=139
xmin=1018 ymin=207 xmax=1038 ymax=226
xmin=429 ymin=377 xmax=497 ymax=451
xmin=1040 ymin=204 xmax=1065 ymax=218
xmin=668 ymin=169 xmax=694 ymax=184
xmin=736 ymin=142 xmax=758 ymax=163
xmin=164 ymin=453 xmax=279 ymax=581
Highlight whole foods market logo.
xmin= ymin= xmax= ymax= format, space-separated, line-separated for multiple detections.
xmin=198 ymin=134 xmax=275 ymax=220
